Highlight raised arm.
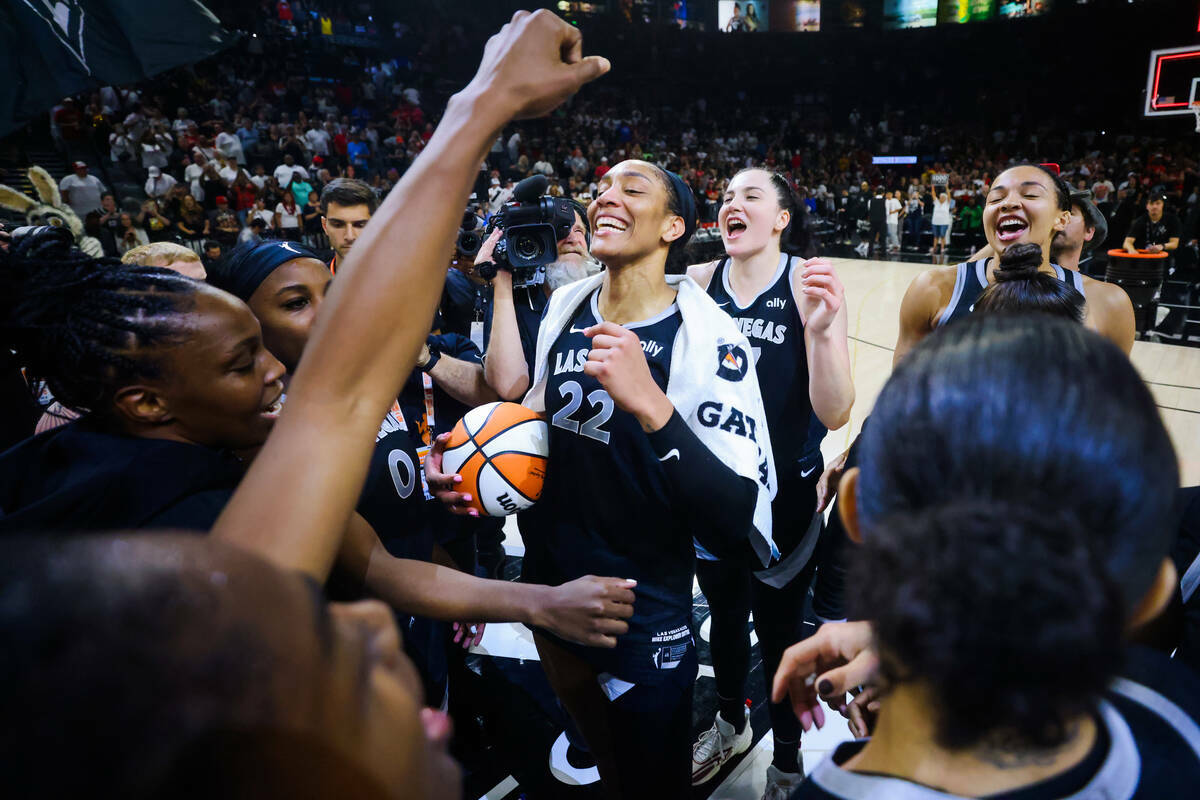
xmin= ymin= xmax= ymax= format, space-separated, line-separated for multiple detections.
xmin=212 ymin=11 xmax=611 ymax=579
xmin=480 ymin=228 xmax=533 ymax=400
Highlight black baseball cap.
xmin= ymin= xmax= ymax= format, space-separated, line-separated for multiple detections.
xmin=1068 ymin=189 xmax=1108 ymax=253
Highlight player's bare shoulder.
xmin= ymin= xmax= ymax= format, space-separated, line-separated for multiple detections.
xmin=686 ymin=259 xmax=721 ymax=291
xmin=910 ymin=262 xmax=961 ymax=317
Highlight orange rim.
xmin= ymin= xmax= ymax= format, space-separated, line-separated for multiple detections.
xmin=1107 ymin=249 xmax=1168 ymax=259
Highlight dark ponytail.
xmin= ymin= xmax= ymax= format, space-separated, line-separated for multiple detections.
xmin=766 ymin=171 xmax=815 ymax=258
xmin=975 ymin=243 xmax=1084 ymax=322
xmin=852 ymin=502 xmax=1123 ymax=750
xmin=855 ymin=313 xmax=1178 ymax=750
xmin=0 ymin=228 xmax=199 ymax=416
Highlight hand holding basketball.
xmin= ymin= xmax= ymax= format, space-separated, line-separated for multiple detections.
xmin=430 ymin=402 xmax=549 ymax=517
xmin=798 ymin=258 xmax=845 ymax=335
xmin=426 ymin=433 xmax=478 ymax=517
xmin=584 ymin=322 xmax=674 ymax=432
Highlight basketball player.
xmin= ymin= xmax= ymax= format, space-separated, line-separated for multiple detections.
xmin=2 ymin=16 xmax=614 ymax=796
xmin=685 ymin=168 xmax=854 ymax=798
xmin=817 ymin=166 xmax=1135 ymax=603
xmin=894 ymin=164 xmax=1135 ymax=362
xmin=429 ymin=160 xmax=778 ymax=797
xmin=969 ymin=188 xmax=1109 ymax=275
xmin=770 ymin=315 xmax=1199 ymax=799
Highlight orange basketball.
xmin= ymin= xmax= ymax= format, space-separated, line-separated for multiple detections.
xmin=441 ymin=402 xmax=549 ymax=516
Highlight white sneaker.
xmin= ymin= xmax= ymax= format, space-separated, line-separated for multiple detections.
xmin=761 ymin=762 xmax=804 ymax=800
xmin=691 ymin=707 xmax=752 ymax=785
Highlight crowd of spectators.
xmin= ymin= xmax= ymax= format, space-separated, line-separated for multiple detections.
xmin=33 ymin=1 xmax=1200 ymax=271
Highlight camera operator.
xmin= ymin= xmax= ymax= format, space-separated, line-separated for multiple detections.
xmin=480 ymin=198 xmax=594 ymax=400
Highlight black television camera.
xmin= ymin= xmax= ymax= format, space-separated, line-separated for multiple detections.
xmin=457 ymin=212 xmax=486 ymax=257
xmin=474 ymin=175 xmax=576 ymax=280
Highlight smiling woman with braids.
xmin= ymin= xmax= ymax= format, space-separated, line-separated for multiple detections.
xmin=0 ymin=226 xmax=283 ymax=530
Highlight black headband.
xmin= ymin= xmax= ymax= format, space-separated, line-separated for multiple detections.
xmin=208 ymin=240 xmax=322 ymax=301
xmin=662 ymin=169 xmax=697 ymax=247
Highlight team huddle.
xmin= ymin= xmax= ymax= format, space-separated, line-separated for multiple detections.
xmin=1 ymin=10 xmax=1197 ymax=800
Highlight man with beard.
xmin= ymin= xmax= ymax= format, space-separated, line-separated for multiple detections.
xmin=481 ymin=201 xmax=597 ymax=400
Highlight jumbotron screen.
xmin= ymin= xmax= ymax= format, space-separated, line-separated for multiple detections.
xmin=772 ymin=0 xmax=821 ymax=31
xmin=998 ymin=0 xmax=1051 ymax=17
xmin=937 ymin=0 xmax=996 ymax=23
xmin=883 ymin=0 xmax=938 ymax=29
xmin=717 ymin=0 xmax=769 ymax=31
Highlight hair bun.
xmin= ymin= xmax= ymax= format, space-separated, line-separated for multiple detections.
xmin=995 ymin=242 xmax=1042 ymax=282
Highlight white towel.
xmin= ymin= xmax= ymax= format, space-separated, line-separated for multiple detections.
xmin=524 ymin=272 xmax=778 ymax=567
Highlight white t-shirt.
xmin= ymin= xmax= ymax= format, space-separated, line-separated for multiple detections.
xmin=219 ymin=165 xmax=241 ymax=186
xmin=305 ymin=128 xmax=331 ymax=156
xmin=932 ymin=199 xmax=952 ymax=226
xmin=144 ymin=174 xmax=178 ymax=199
xmin=273 ymin=164 xmax=309 ymax=186
xmin=58 ymin=174 xmax=105 ymax=215
xmin=184 ymin=163 xmax=205 ymax=201
xmin=275 ymin=203 xmax=301 ymax=229
xmin=252 ymin=208 xmax=275 ymax=228
xmin=215 ymin=131 xmax=246 ymax=165
xmin=886 ymin=197 xmax=901 ymax=225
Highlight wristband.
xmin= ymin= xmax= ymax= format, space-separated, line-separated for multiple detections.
xmin=420 ymin=348 xmax=441 ymax=373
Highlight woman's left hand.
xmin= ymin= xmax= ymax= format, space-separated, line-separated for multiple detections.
xmin=451 ymin=621 xmax=486 ymax=650
xmin=584 ymin=322 xmax=673 ymax=431
xmin=798 ymin=258 xmax=845 ymax=335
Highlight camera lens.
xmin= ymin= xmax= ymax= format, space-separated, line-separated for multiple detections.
xmin=514 ymin=234 xmax=543 ymax=261
xmin=458 ymin=231 xmax=481 ymax=255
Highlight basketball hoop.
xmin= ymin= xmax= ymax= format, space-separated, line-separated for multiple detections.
xmin=1192 ymin=102 xmax=1200 ymax=133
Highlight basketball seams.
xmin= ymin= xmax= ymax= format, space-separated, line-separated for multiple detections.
xmin=480 ymin=460 xmax=539 ymax=504
xmin=452 ymin=402 xmax=549 ymax=515
xmin=481 ymin=448 xmax=549 ymax=460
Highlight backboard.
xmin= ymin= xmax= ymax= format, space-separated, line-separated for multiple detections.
xmin=1144 ymin=45 xmax=1200 ymax=118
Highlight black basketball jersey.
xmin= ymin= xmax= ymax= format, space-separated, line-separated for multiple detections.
xmin=356 ymin=402 xmax=433 ymax=563
xmin=706 ymin=253 xmax=816 ymax=477
xmin=938 ymin=259 xmax=1086 ymax=328
xmin=793 ymin=647 xmax=1200 ymax=800
xmin=521 ymin=289 xmax=690 ymax=685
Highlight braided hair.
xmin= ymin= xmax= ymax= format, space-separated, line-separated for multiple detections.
xmin=0 ymin=228 xmax=200 ymax=417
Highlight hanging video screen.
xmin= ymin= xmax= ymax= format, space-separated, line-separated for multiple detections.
xmin=769 ymin=0 xmax=820 ymax=31
xmin=937 ymin=0 xmax=995 ymax=22
xmin=718 ymin=0 xmax=769 ymax=32
xmin=998 ymin=0 xmax=1050 ymax=17
xmin=883 ymin=0 xmax=937 ymax=28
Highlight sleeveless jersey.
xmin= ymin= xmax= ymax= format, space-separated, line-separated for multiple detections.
xmin=520 ymin=289 xmax=689 ymax=685
xmin=938 ymin=259 xmax=1086 ymax=328
xmin=358 ymin=401 xmax=433 ymax=562
xmin=706 ymin=253 xmax=817 ymax=476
